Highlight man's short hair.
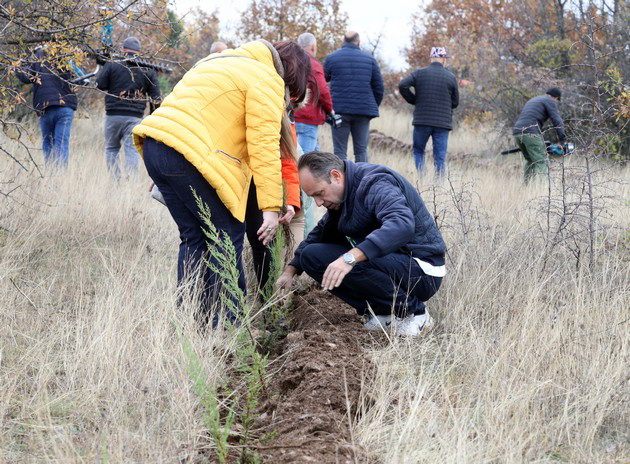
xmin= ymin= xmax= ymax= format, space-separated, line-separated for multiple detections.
xmin=298 ymin=152 xmax=345 ymax=182
xmin=297 ymin=32 xmax=316 ymax=49
xmin=210 ymin=41 xmax=227 ymax=53
xmin=344 ymin=32 xmax=360 ymax=44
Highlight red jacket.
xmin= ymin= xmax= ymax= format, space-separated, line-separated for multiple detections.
xmin=294 ymin=54 xmax=333 ymax=125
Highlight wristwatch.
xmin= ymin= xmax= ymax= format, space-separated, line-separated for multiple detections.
xmin=342 ymin=252 xmax=357 ymax=266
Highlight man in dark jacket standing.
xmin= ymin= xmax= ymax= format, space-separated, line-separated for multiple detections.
xmin=15 ymin=47 xmax=79 ymax=167
xmin=513 ymin=88 xmax=566 ymax=183
xmin=399 ymin=47 xmax=459 ymax=176
xmin=96 ymin=37 xmax=161 ymax=179
xmin=276 ymin=152 xmax=446 ymax=336
xmin=324 ymin=32 xmax=384 ymax=162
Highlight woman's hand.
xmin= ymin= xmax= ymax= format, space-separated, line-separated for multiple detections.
xmin=257 ymin=211 xmax=279 ymax=246
xmin=279 ymin=205 xmax=296 ymax=225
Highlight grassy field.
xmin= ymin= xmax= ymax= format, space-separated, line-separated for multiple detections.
xmin=1 ymin=108 xmax=628 ymax=462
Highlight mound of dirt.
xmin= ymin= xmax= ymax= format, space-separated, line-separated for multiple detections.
xmin=255 ymin=289 xmax=373 ymax=463
xmin=369 ymin=129 xmax=412 ymax=153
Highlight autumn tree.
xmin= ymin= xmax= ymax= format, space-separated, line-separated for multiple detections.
xmin=405 ymin=0 xmax=629 ymax=158
xmin=181 ymin=8 xmax=221 ymax=66
xmin=0 ymin=0 xmax=189 ymax=168
xmin=239 ymin=0 xmax=348 ymax=59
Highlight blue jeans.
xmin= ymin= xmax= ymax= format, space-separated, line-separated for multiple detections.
xmin=331 ymin=114 xmax=370 ymax=162
xmin=298 ymin=243 xmax=442 ymax=317
xmin=105 ymin=115 xmax=142 ymax=179
xmin=39 ymin=106 xmax=74 ymax=167
xmin=293 ymin=124 xmax=317 ymax=235
xmin=413 ymin=125 xmax=450 ymax=176
xmin=295 ymin=122 xmax=320 ymax=153
xmin=143 ymin=138 xmax=246 ymax=324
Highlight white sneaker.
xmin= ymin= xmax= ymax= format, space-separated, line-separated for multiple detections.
xmin=363 ymin=314 xmax=393 ymax=331
xmin=392 ymin=310 xmax=434 ymax=336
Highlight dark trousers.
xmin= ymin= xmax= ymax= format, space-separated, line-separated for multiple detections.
xmin=298 ymin=243 xmax=442 ymax=317
xmin=245 ymin=182 xmax=271 ymax=293
xmin=331 ymin=114 xmax=371 ymax=162
xmin=143 ymin=138 xmax=246 ymax=322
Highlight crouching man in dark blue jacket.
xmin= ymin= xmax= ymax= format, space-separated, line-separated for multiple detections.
xmin=276 ymin=152 xmax=446 ymax=336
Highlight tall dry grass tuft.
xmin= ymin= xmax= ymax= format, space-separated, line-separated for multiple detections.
xmin=1 ymin=109 xmax=628 ymax=462
xmin=0 ymin=116 xmax=239 ymax=461
xmin=351 ymin=109 xmax=630 ymax=463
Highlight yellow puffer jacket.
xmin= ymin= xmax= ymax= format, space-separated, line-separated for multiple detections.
xmin=133 ymin=40 xmax=286 ymax=222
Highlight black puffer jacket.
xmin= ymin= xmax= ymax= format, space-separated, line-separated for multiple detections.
xmin=513 ymin=95 xmax=566 ymax=141
xmin=96 ymin=54 xmax=161 ymax=117
xmin=15 ymin=49 xmax=78 ymax=114
xmin=398 ymin=62 xmax=459 ymax=130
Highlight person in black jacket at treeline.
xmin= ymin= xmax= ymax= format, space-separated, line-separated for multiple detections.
xmin=399 ymin=47 xmax=459 ymax=177
xmin=15 ymin=47 xmax=80 ymax=168
xmin=276 ymin=152 xmax=446 ymax=337
xmin=96 ymin=37 xmax=161 ymax=179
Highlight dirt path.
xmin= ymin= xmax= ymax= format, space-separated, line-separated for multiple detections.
xmin=254 ymin=289 xmax=374 ymax=463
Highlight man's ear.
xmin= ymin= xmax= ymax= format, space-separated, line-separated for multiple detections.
xmin=330 ymin=169 xmax=343 ymax=182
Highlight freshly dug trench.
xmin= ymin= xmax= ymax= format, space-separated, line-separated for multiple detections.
xmin=255 ymin=289 xmax=373 ymax=463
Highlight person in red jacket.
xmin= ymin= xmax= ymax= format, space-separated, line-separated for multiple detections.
xmin=295 ymin=32 xmax=333 ymax=236
xmin=295 ymin=33 xmax=333 ymax=154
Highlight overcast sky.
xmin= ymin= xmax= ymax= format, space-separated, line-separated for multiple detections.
xmin=171 ymin=0 xmax=424 ymax=70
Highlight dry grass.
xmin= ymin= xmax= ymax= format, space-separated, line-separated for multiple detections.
xmin=1 ymin=108 xmax=629 ymax=462
xmin=1 ymin=115 xmax=239 ymax=462
xmin=355 ymin=108 xmax=630 ymax=463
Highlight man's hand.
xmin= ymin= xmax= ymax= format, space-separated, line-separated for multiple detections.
xmin=276 ymin=265 xmax=298 ymax=295
xmin=321 ymin=257 xmax=353 ymax=291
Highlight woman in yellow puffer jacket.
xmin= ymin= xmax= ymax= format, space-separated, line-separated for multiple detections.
xmin=132 ymin=40 xmax=311 ymax=326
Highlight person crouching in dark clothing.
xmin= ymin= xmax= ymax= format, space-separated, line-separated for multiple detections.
xmin=276 ymin=152 xmax=446 ymax=336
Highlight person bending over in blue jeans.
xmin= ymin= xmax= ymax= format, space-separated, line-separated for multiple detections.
xmin=276 ymin=152 xmax=446 ymax=337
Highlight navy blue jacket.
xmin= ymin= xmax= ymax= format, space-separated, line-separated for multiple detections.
xmin=290 ymin=161 xmax=446 ymax=271
xmin=323 ymin=43 xmax=384 ymax=118
xmin=15 ymin=49 xmax=78 ymax=114
xmin=399 ymin=62 xmax=459 ymax=130
xmin=513 ymin=95 xmax=566 ymax=141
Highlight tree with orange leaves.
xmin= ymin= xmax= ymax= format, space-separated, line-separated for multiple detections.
xmin=239 ymin=0 xmax=348 ymax=59
xmin=405 ymin=0 xmax=629 ymax=158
